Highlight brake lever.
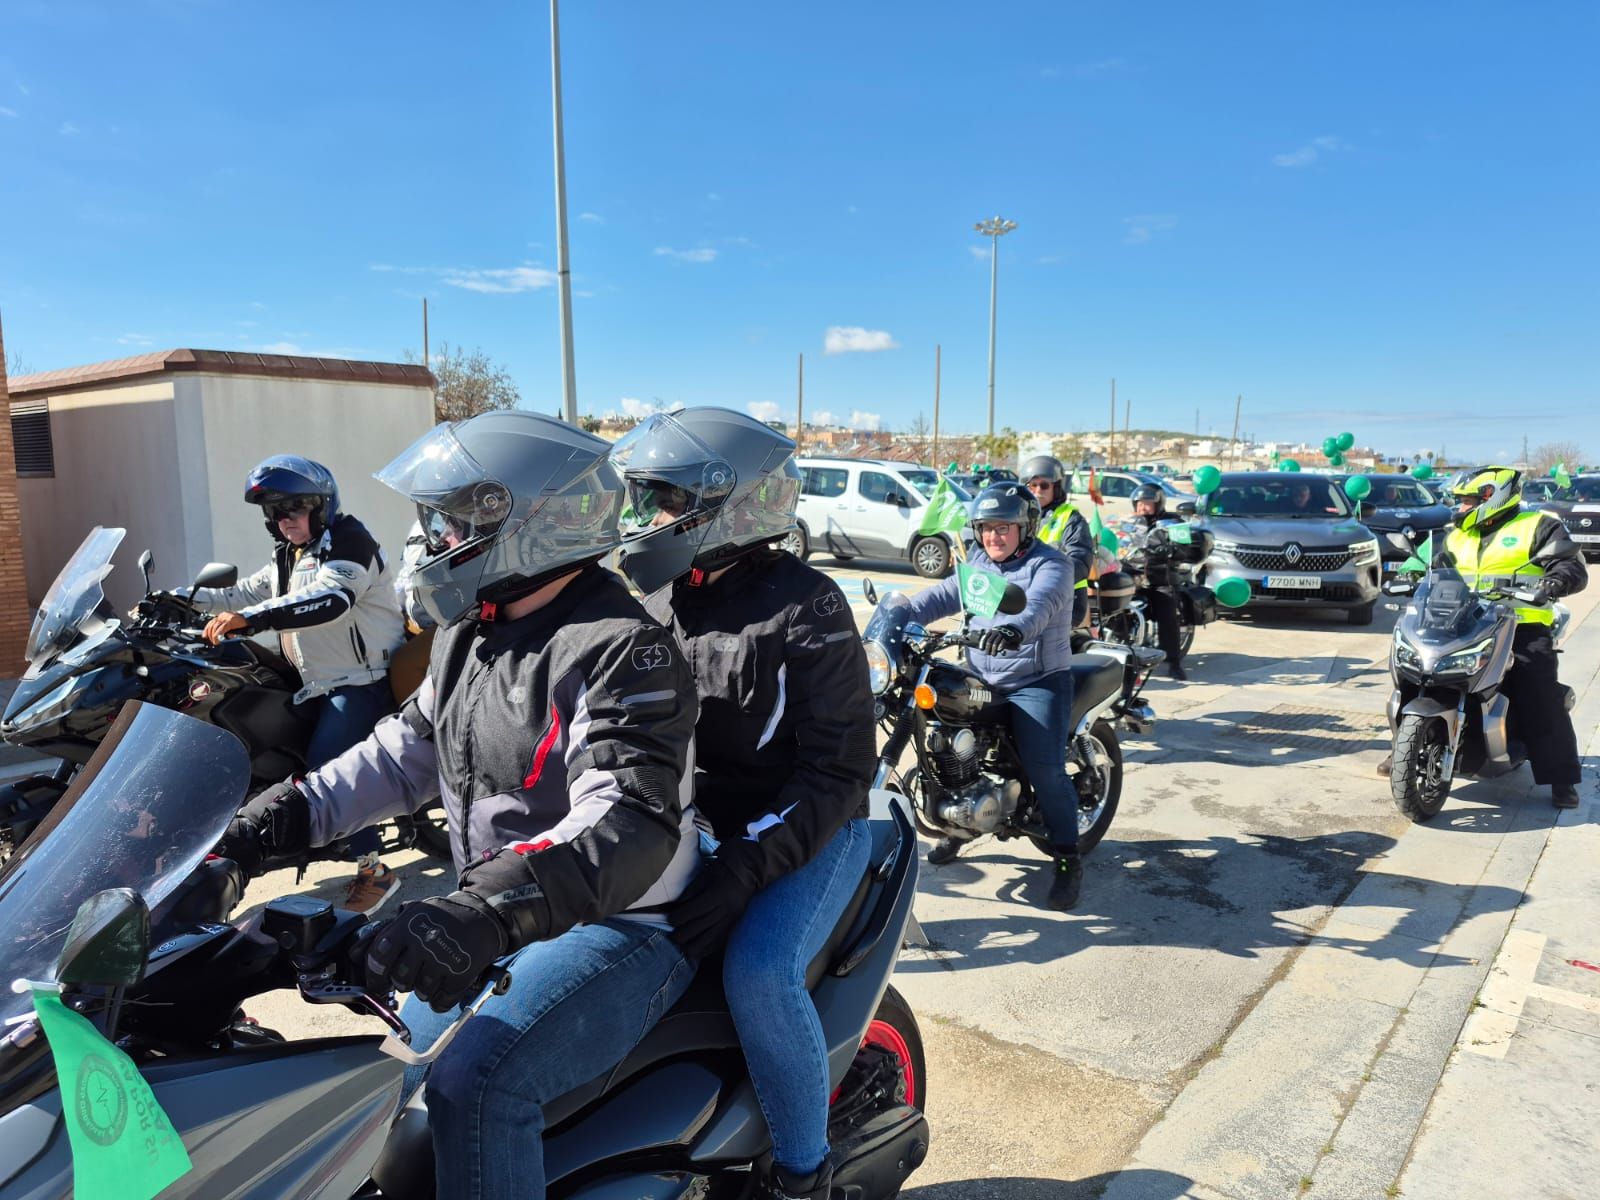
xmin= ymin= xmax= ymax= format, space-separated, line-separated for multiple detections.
xmin=376 ymin=966 xmax=513 ymax=1067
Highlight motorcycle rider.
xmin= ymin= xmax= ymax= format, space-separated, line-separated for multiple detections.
xmin=612 ymin=407 xmax=875 ymax=1200
xmin=215 ymin=412 xmax=702 ymax=1200
xmin=1129 ymin=483 xmax=1196 ymax=681
xmin=194 ymin=455 xmax=406 ymax=912
xmin=1021 ymin=455 xmax=1094 ymax=628
xmin=903 ymin=485 xmax=1084 ymax=909
xmin=1378 ymin=467 xmax=1586 ymax=808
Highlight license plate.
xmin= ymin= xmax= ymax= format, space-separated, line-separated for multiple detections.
xmin=1572 ymin=533 xmax=1600 ymax=543
xmin=1265 ymin=575 xmax=1321 ymax=590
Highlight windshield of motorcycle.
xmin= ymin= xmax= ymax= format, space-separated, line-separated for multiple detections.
xmin=24 ymin=526 xmax=126 ymax=669
xmin=1404 ymin=567 xmax=1485 ymax=642
xmin=0 ymin=703 xmax=249 ymax=1031
xmin=863 ymin=590 xmax=913 ymax=646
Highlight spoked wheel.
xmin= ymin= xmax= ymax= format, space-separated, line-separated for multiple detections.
xmin=1033 ymin=718 xmax=1123 ymax=856
xmin=1177 ymin=622 xmax=1195 ymax=657
xmin=829 ymin=986 xmax=926 ymax=1129
xmin=1391 ymin=714 xmax=1453 ymax=822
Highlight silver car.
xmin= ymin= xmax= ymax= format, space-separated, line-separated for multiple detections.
xmin=1197 ymin=472 xmax=1383 ymax=625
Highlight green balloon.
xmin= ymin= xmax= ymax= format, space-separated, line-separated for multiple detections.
xmin=1279 ymin=458 xmax=1301 ymax=473
xmin=1344 ymin=475 xmax=1372 ymax=500
xmin=1193 ymin=465 xmax=1222 ymax=494
xmin=1549 ymin=465 xmax=1559 ymax=476
xmin=1322 ymin=437 xmax=1340 ymax=457
xmin=1328 ymin=450 xmax=1345 ymax=467
xmin=1336 ymin=431 xmax=1355 ymax=452
xmin=1213 ymin=577 xmax=1251 ymax=608
xmin=1411 ymin=463 xmax=1433 ymax=480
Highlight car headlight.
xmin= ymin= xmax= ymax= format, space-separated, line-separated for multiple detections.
xmin=1351 ymin=538 xmax=1381 ymax=566
xmin=864 ymin=642 xmax=893 ymax=695
xmin=1436 ymin=638 xmax=1494 ymax=677
xmin=1211 ymin=539 xmax=1240 ymax=557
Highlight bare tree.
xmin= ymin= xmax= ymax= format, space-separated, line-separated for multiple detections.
xmin=972 ymin=427 xmax=1021 ymax=467
xmin=1531 ymin=441 xmax=1586 ymax=475
xmin=406 ymin=342 xmax=520 ymax=422
xmin=1052 ymin=434 xmax=1086 ymax=466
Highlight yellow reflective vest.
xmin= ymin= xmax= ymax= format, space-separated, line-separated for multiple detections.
xmin=1442 ymin=510 xmax=1556 ymax=626
xmin=1037 ymin=503 xmax=1089 ymax=590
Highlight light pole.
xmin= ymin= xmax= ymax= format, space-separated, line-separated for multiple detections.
xmin=975 ymin=215 xmax=1017 ymax=437
xmin=550 ymin=0 xmax=578 ymax=424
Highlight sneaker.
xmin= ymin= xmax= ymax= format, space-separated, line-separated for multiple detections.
xmin=343 ymin=861 xmax=400 ymax=914
xmin=1376 ymin=753 xmax=1393 ymax=778
xmin=764 ymin=1160 xmax=833 ymax=1200
xmin=1047 ymin=854 xmax=1083 ymax=911
xmin=927 ymin=836 xmax=966 ymax=865
xmin=1552 ymin=784 xmax=1580 ymax=809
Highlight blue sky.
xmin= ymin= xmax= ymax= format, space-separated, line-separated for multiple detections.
xmin=2 ymin=1 xmax=1596 ymax=461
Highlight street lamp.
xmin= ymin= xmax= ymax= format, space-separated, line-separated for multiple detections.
xmin=551 ymin=0 xmax=578 ymax=424
xmin=974 ymin=216 xmax=1017 ymax=437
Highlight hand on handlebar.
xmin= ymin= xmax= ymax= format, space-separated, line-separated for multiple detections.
xmin=976 ymin=625 xmax=1024 ymax=656
xmin=203 ymin=611 xmax=250 ymax=645
xmin=364 ymin=894 xmax=510 ymax=1014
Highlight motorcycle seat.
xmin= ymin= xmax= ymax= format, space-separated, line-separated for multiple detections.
xmin=1068 ymin=654 xmax=1123 ymax=727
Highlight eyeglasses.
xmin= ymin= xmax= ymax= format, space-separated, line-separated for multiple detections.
xmin=266 ymin=498 xmax=318 ymax=522
xmin=1025 ymin=480 xmax=1053 ymax=493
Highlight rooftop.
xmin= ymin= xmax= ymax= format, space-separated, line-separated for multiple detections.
xmin=8 ymin=348 xmax=434 ymax=399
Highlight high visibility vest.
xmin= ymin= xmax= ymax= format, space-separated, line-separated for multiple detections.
xmin=1038 ymin=503 xmax=1090 ymax=590
xmin=1443 ymin=510 xmax=1555 ymax=626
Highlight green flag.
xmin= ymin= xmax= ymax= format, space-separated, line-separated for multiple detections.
xmin=956 ymin=562 xmax=1004 ymax=618
xmin=1399 ymin=532 xmax=1434 ymax=575
xmin=1554 ymin=462 xmax=1572 ymax=490
xmin=916 ymin=477 xmax=968 ymax=537
xmin=31 ymin=988 xmax=193 ymax=1199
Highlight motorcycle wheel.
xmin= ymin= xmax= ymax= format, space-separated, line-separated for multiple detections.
xmin=1034 ymin=718 xmax=1123 ymax=857
xmin=830 ymin=985 xmax=926 ymax=1134
xmin=1177 ymin=622 xmax=1194 ymax=657
xmin=1391 ymin=714 xmax=1452 ymax=822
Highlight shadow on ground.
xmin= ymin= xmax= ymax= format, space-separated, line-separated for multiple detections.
xmin=905 ymin=1168 xmax=1197 ymax=1199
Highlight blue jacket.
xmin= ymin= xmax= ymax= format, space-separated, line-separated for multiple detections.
xmin=903 ymin=540 xmax=1075 ymax=691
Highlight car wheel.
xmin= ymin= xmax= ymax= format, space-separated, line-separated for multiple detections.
xmin=780 ymin=524 xmax=810 ymax=561
xmin=1348 ymin=602 xmax=1375 ymax=626
xmin=911 ymin=536 xmax=952 ymax=579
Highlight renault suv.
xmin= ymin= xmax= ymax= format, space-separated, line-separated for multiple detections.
xmin=792 ymin=457 xmax=966 ymax=577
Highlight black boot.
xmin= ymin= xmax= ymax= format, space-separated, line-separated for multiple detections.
xmin=1167 ymin=659 xmax=1188 ymax=681
xmin=1376 ymin=753 xmax=1393 ymax=778
xmin=927 ymin=836 xmax=966 ymax=865
xmin=765 ymin=1158 xmax=833 ymax=1200
xmin=1047 ymin=853 xmax=1082 ymax=911
xmin=1553 ymin=784 xmax=1579 ymax=809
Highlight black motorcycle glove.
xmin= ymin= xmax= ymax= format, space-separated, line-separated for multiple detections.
xmin=363 ymin=893 xmax=508 ymax=1013
xmin=215 ymin=779 xmax=310 ymax=879
xmin=457 ymin=844 xmax=554 ymax=949
xmin=667 ymin=840 xmax=763 ymax=962
xmin=977 ymin=625 xmax=1024 ymax=656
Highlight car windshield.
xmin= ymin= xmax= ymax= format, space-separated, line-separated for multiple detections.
xmin=24 ymin=526 xmax=125 ymax=670
xmin=1203 ymin=477 xmax=1353 ymax=518
xmin=1364 ymin=479 xmax=1433 ymax=507
xmin=901 ymin=469 xmax=966 ymax=501
xmin=0 ymin=704 xmax=250 ymax=1030
xmin=1572 ymin=478 xmax=1600 ymax=502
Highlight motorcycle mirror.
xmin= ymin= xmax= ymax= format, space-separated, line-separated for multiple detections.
xmin=998 ymin=582 xmax=1028 ymax=615
xmin=864 ymin=579 xmax=879 ymax=606
xmin=137 ymin=549 xmax=154 ymax=594
xmin=1175 ymin=500 xmax=1198 ymax=517
xmin=1381 ymin=578 xmax=1416 ymax=596
xmin=55 ymin=888 xmax=150 ymax=988
xmin=192 ymin=562 xmax=239 ymax=591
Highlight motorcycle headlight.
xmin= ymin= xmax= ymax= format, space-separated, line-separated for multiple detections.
xmin=11 ymin=672 xmax=93 ymax=729
xmin=1351 ymin=538 xmax=1381 ymax=566
xmin=1392 ymin=628 xmax=1421 ymax=670
xmin=864 ymin=642 xmax=893 ymax=695
xmin=1436 ymin=638 xmax=1494 ymax=677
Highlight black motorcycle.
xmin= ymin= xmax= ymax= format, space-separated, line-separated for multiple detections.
xmin=0 ymin=526 xmax=448 ymax=862
xmin=1092 ymin=520 xmax=1216 ymax=659
xmin=0 ymin=702 xmax=929 ymax=1198
xmin=860 ymin=579 xmax=1157 ymax=857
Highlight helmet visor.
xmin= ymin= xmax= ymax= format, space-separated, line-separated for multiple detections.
xmin=376 ymin=424 xmax=519 ymax=554
xmin=609 ymin=413 xmax=735 ymax=536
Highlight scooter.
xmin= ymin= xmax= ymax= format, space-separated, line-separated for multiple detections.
xmin=0 ymin=702 xmax=929 ymax=1198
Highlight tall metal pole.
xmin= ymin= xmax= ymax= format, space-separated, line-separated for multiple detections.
xmin=975 ymin=216 xmax=1016 ymax=438
xmin=1228 ymin=394 xmax=1242 ymax=468
xmin=933 ymin=344 xmax=941 ymax=468
xmin=550 ymin=0 xmax=578 ymax=423
xmin=421 ymin=297 xmax=429 ymax=370
xmin=795 ymin=353 xmax=804 ymax=448
xmin=1109 ymin=378 xmax=1116 ymax=466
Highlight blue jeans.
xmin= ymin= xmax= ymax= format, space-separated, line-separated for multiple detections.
xmin=721 ymin=819 xmax=872 ymax=1175
xmin=1005 ymin=671 xmax=1078 ymax=852
xmin=305 ymin=679 xmax=393 ymax=858
xmin=400 ymin=918 xmax=694 ymax=1200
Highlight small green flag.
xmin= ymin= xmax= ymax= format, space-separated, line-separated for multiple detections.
xmin=1554 ymin=462 xmax=1572 ymax=490
xmin=916 ymin=477 xmax=968 ymax=537
xmin=32 ymin=988 xmax=193 ymax=1199
xmin=956 ymin=562 xmax=1004 ymax=618
xmin=1167 ymin=523 xmax=1193 ymax=545
xmin=1399 ymin=532 xmax=1434 ymax=575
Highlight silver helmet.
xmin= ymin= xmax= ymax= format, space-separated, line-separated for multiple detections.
xmin=610 ymin=408 xmax=800 ymax=594
xmin=375 ymin=411 xmax=621 ymax=625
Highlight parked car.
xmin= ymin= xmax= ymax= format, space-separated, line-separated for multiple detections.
xmin=1196 ymin=472 xmax=1383 ymax=624
xmin=1350 ymin=474 xmax=1452 ymax=570
xmin=1524 ymin=475 xmax=1600 ymax=560
xmin=1065 ymin=468 xmax=1192 ymax=517
xmin=792 ymin=457 xmax=968 ymax=577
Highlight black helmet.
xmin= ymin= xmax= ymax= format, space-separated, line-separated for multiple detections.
xmin=375 ymin=411 xmax=622 ymax=626
xmin=1020 ymin=455 xmax=1066 ymax=485
xmin=1132 ymin=484 xmax=1166 ymax=514
xmin=245 ymin=455 xmax=340 ymax=540
xmin=969 ymin=482 xmax=1041 ymax=560
xmin=611 ymin=407 xmax=801 ymax=593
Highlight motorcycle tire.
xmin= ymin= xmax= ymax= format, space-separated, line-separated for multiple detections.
xmin=831 ymin=985 xmax=927 ymax=1126
xmin=407 ymin=801 xmax=453 ymax=862
xmin=1391 ymin=713 xmax=1452 ymax=822
xmin=1177 ymin=622 xmax=1194 ymax=658
xmin=1034 ymin=718 xmax=1123 ymax=857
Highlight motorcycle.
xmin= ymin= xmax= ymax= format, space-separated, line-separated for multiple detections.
xmin=860 ymin=578 xmax=1156 ymax=857
xmin=0 ymin=527 xmax=448 ymax=864
xmin=0 ymin=702 xmax=929 ymax=1199
xmin=1381 ymin=563 xmax=1571 ymax=821
xmin=1090 ymin=521 xmax=1215 ymax=659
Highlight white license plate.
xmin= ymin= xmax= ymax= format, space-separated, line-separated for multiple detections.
xmin=1572 ymin=533 xmax=1600 ymax=543
xmin=1265 ymin=575 xmax=1321 ymax=590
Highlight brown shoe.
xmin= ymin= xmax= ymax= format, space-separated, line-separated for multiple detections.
xmin=342 ymin=861 xmax=401 ymax=914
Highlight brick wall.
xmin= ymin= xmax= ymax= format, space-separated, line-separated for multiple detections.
xmin=0 ymin=316 xmax=32 ymax=671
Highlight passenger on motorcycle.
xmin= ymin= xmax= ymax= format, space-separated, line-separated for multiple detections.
xmin=904 ymin=484 xmax=1084 ymax=909
xmin=192 ymin=455 xmax=406 ymax=912
xmin=1130 ymin=484 xmax=1194 ymax=681
xmin=216 ymin=412 xmax=702 ymax=1200
xmin=1021 ymin=455 xmax=1094 ymax=628
xmin=611 ymin=408 xmax=875 ymax=1200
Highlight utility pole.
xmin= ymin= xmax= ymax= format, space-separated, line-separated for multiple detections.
xmin=1123 ymin=392 xmax=1131 ymax=465
xmin=1228 ymin=394 xmax=1242 ymax=469
xmin=932 ymin=344 xmax=941 ymax=468
xmin=975 ymin=216 xmax=1018 ymax=437
xmin=1108 ymin=378 xmax=1117 ymax=466
xmin=795 ymin=353 xmax=804 ymax=449
xmin=550 ymin=0 xmax=578 ymax=424
xmin=1522 ymin=434 xmax=1529 ymax=469
xmin=421 ymin=297 xmax=429 ymax=370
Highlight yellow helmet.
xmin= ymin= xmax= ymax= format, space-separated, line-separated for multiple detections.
xmin=1449 ymin=466 xmax=1522 ymax=532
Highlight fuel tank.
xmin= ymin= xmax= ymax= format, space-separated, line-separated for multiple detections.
xmin=925 ymin=663 xmax=1007 ymax=725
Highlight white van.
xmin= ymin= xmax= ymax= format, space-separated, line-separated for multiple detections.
xmin=790 ymin=457 xmax=967 ymax=578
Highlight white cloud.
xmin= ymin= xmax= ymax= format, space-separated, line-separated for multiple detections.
xmin=1038 ymin=254 xmax=1063 ymax=265
xmin=707 ymin=192 xmax=722 ymax=202
xmin=620 ymin=397 xmax=677 ymax=420
xmin=578 ymin=211 xmax=605 ymax=223
xmin=967 ymin=245 xmax=990 ymax=262
xmin=1122 ymin=214 xmax=1177 ymax=245
xmin=824 ymin=326 xmax=899 ymax=355
xmin=811 ymin=410 xmax=836 ymax=427
xmin=1272 ymin=135 xmax=1348 ymax=168
xmin=443 ymin=266 xmax=557 ymax=293
xmin=115 ymin=333 xmax=153 ymax=346
xmin=653 ymin=246 xmax=718 ymax=264
xmin=58 ymin=121 xmax=79 ymax=136
xmin=0 ymin=107 xmax=16 ymax=118
xmin=849 ymin=411 xmax=882 ymax=432
xmin=747 ymin=401 xmax=782 ymax=422
xmin=1074 ymin=57 xmax=1127 ymax=77
xmin=847 ymin=205 xmax=859 ymax=214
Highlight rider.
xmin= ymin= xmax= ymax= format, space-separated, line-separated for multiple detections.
xmin=215 ymin=412 xmax=702 ymax=1199
xmin=194 ymin=454 xmax=405 ymax=912
xmin=612 ymin=407 xmax=875 ymax=1200
xmin=1020 ymin=455 xmax=1094 ymax=629
xmin=1129 ymin=483 xmax=1200 ymax=681
xmin=1379 ymin=467 xmax=1586 ymax=808
xmin=903 ymin=484 xmax=1084 ymax=909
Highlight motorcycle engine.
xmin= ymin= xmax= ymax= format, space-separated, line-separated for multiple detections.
xmin=925 ymin=725 xmax=1021 ymax=834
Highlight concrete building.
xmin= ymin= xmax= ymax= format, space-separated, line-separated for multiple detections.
xmin=0 ymin=317 xmax=32 ymax=669
xmin=7 ymin=349 xmax=436 ymax=615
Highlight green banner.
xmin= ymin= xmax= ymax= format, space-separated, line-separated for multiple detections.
xmin=1399 ymin=532 xmax=1434 ymax=575
xmin=957 ymin=563 xmax=1004 ymax=618
xmin=1167 ymin=523 xmax=1193 ymax=545
xmin=917 ymin=477 xmax=968 ymax=536
xmin=32 ymin=988 xmax=192 ymax=1200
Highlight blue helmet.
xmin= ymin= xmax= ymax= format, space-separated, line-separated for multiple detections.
xmin=244 ymin=455 xmax=341 ymax=540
